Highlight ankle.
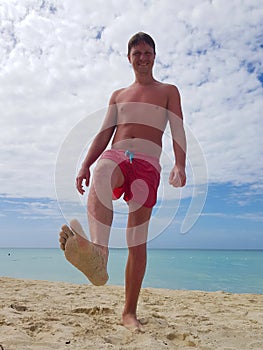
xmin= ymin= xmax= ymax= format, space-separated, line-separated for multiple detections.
xmin=93 ymin=244 xmax=109 ymax=261
xmin=122 ymin=309 xmax=136 ymax=318
xmin=93 ymin=242 xmax=107 ymax=251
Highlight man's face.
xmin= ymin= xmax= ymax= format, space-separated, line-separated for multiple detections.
xmin=128 ymin=42 xmax=156 ymax=74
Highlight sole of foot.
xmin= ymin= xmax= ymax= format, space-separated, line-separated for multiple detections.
xmin=60 ymin=219 xmax=108 ymax=286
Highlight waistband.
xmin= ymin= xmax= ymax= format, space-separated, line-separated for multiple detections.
xmin=110 ymin=148 xmax=160 ymax=163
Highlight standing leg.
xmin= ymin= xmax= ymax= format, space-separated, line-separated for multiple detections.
xmin=122 ymin=203 xmax=152 ymax=331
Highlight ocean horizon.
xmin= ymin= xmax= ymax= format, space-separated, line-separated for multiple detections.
xmin=0 ymin=248 xmax=262 ymax=294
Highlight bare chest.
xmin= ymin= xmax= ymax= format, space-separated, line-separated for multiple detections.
xmin=115 ymin=85 xmax=169 ymax=129
xmin=116 ymin=85 xmax=168 ymax=107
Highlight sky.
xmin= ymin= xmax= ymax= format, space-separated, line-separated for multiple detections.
xmin=0 ymin=0 xmax=262 ymax=249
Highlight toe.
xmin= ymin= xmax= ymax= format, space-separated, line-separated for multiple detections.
xmin=59 ymin=235 xmax=66 ymax=245
xmin=61 ymin=224 xmax=74 ymax=238
xmin=59 ymin=232 xmax=67 ymax=251
xmin=60 ymin=242 xmax=66 ymax=251
xmin=59 ymin=225 xmax=74 ymax=251
xmin=70 ymin=219 xmax=86 ymax=237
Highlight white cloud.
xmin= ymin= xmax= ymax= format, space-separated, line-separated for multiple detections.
xmin=201 ymin=211 xmax=263 ymax=223
xmin=0 ymin=0 xmax=262 ymax=201
xmin=1 ymin=197 xmax=62 ymax=220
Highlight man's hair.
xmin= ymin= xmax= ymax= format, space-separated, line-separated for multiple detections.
xmin=127 ymin=32 xmax=156 ymax=56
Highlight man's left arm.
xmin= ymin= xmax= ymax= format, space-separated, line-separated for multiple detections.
xmin=167 ymin=85 xmax=187 ymax=187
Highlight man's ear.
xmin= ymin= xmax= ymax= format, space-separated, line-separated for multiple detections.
xmin=127 ymin=54 xmax=131 ymax=63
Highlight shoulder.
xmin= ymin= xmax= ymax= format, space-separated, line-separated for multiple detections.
xmin=161 ymin=82 xmax=180 ymax=95
xmin=160 ymin=83 xmax=183 ymax=117
xmin=109 ymin=87 xmax=127 ymax=104
xmin=154 ymin=81 xmax=180 ymax=97
xmin=164 ymin=84 xmax=182 ymax=107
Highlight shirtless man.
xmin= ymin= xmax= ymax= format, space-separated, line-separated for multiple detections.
xmin=59 ymin=32 xmax=186 ymax=331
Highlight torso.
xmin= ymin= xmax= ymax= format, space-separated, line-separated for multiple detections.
xmin=111 ymin=81 xmax=172 ymax=158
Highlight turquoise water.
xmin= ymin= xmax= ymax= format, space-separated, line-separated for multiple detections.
xmin=0 ymin=248 xmax=262 ymax=293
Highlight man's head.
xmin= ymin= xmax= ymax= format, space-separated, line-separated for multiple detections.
xmin=127 ymin=32 xmax=156 ymax=74
xmin=127 ymin=32 xmax=156 ymax=56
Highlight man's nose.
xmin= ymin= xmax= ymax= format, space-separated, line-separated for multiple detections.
xmin=139 ymin=53 xmax=147 ymax=60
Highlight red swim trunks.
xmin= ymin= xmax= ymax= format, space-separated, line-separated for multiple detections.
xmin=100 ymin=149 xmax=161 ymax=208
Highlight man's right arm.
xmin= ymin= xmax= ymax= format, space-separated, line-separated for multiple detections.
xmin=76 ymin=91 xmax=118 ymax=194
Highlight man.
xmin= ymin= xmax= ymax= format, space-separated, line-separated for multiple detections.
xmin=59 ymin=32 xmax=186 ymax=331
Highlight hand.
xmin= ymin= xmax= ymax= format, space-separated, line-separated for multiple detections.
xmin=169 ymin=165 xmax=186 ymax=187
xmin=76 ymin=167 xmax=91 ymax=195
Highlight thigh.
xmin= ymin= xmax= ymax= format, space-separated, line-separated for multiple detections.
xmin=126 ymin=203 xmax=153 ymax=247
xmin=127 ymin=202 xmax=153 ymax=227
xmin=94 ymin=158 xmax=124 ymax=189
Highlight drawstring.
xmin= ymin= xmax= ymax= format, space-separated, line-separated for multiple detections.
xmin=125 ymin=150 xmax=134 ymax=164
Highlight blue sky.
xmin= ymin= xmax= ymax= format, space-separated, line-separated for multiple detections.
xmin=0 ymin=182 xmax=262 ymax=249
xmin=0 ymin=0 xmax=262 ymax=249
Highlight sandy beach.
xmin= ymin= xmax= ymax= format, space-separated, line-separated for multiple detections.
xmin=0 ymin=277 xmax=262 ymax=350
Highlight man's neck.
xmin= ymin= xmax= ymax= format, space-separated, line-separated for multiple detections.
xmin=134 ymin=73 xmax=156 ymax=86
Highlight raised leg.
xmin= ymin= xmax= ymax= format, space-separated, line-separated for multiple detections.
xmin=59 ymin=159 xmax=124 ymax=285
xmin=59 ymin=220 xmax=109 ymax=286
xmin=87 ymin=159 xmax=123 ymax=246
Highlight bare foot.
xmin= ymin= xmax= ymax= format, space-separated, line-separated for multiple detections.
xmin=59 ymin=219 xmax=109 ymax=286
xmin=122 ymin=313 xmax=145 ymax=333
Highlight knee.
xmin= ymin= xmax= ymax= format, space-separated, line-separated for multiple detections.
xmin=128 ymin=244 xmax=147 ymax=268
xmin=93 ymin=161 xmax=112 ymax=184
xmin=93 ymin=160 xmax=123 ymax=187
xmin=128 ymin=243 xmax=147 ymax=258
xmin=126 ymin=222 xmax=149 ymax=247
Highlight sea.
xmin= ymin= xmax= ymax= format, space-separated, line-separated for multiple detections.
xmin=0 ymin=248 xmax=262 ymax=294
